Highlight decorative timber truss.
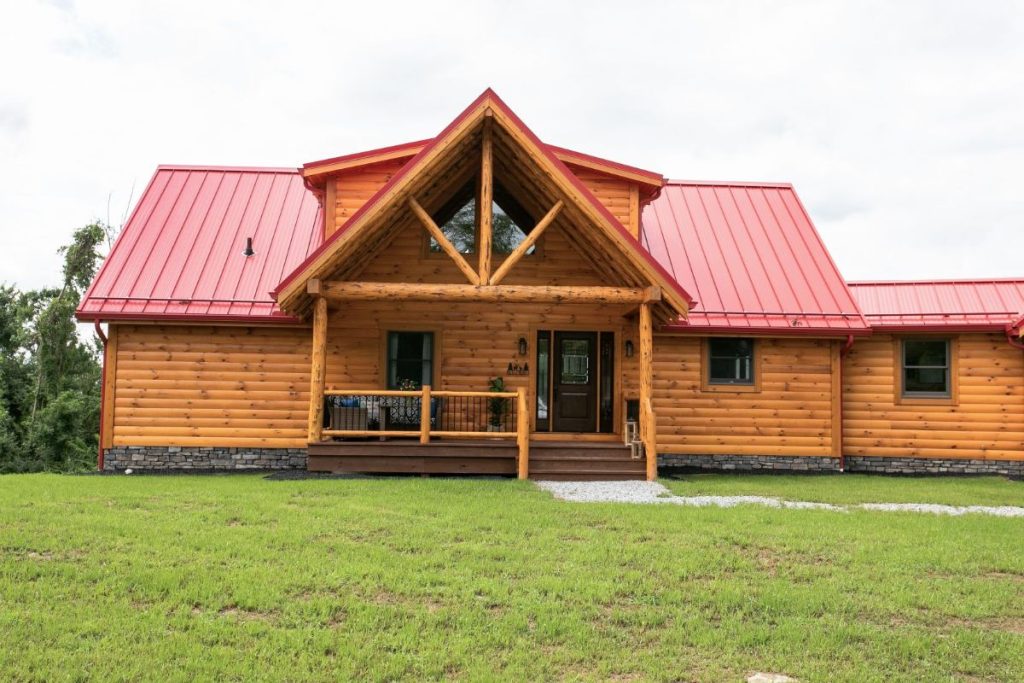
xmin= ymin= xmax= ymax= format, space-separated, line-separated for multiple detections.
xmin=273 ymin=90 xmax=694 ymax=480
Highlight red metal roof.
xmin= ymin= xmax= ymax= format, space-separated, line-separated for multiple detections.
xmin=642 ymin=181 xmax=871 ymax=335
xmin=849 ymin=279 xmax=1024 ymax=332
xmin=76 ymin=166 xmax=321 ymax=323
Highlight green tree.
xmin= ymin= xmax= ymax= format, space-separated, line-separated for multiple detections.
xmin=0 ymin=223 xmax=106 ymax=472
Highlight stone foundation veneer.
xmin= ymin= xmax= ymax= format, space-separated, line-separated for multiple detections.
xmin=103 ymin=446 xmax=307 ymax=472
xmin=658 ymin=454 xmax=840 ymax=472
xmin=659 ymin=453 xmax=1024 ymax=476
xmin=843 ymin=456 xmax=1024 ymax=477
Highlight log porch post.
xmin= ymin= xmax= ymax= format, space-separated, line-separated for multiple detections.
xmin=420 ymin=385 xmax=431 ymax=444
xmin=639 ymin=302 xmax=657 ymax=480
xmin=516 ymin=386 xmax=529 ymax=479
xmin=307 ymin=293 xmax=328 ymax=443
xmin=478 ymin=116 xmax=493 ymax=283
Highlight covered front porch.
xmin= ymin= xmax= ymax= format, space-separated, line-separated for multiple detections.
xmin=276 ymin=94 xmax=690 ymax=480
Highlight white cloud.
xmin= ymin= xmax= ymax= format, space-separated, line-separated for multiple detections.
xmin=1 ymin=0 xmax=1022 ymax=290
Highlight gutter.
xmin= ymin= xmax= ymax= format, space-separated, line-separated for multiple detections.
xmin=1006 ymin=328 xmax=1024 ymax=351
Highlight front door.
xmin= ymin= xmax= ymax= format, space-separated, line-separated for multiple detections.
xmin=552 ymin=331 xmax=598 ymax=432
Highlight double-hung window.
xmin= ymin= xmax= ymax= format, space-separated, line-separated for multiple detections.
xmin=386 ymin=331 xmax=434 ymax=389
xmin=707 ymin=338 xmax=755 ymax=385
xmin=901 ymin=339 xmax=951 ymax=397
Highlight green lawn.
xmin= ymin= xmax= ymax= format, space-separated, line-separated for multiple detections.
xmin=1 ymin=474 xmax=1022 ymax=682
xmin=663 ymin=473 xmax=1024 ymax=507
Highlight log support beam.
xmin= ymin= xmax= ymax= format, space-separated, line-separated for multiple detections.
xmin=307 ymin=296 xmax=328 ymax=443
xmin=321 ymin=281 xmax=652 ymax=305
xmin=489 ymin=200 xmax=564 ymax=286
xmin=408 ymin=197 xmax=480 ymax=285
xmin=639 ymin=301 xmax=657 ymax=480
xmin=478 ymin=116 xmax=494 ymax=283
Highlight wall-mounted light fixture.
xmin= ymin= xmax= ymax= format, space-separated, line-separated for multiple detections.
xmin=625 ymin=340 xmax=635 ymax=358
xmin=518 ymin=336 xmax=528 ymax=356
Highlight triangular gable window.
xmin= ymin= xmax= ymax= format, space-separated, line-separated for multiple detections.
xmin=428 ymin=194 xmax=535 ymax=256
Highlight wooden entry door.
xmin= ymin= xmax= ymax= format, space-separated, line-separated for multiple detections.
xmin=552 ymin=332 xmax=598 ymax=432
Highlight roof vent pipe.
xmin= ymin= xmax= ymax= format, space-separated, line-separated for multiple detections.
xmin=243 ymin=237 xmax=255 ymax=257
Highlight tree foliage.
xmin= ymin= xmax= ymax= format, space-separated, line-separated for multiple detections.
xmin=0 ymin=223 xmax=106 ymax=472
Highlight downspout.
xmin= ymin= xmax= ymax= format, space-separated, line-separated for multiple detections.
xmin=1005 ymin=328 xmax=1024 ymax=351
xmin=837 ymin=334 xmax=855 ymax=472
xmin=94 ymin=320 xmax=107 ymax=471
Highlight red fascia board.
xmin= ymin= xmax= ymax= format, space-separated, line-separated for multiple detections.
xmin=544 ymin=144 xmax=664 ymax=186
xmin=303 ymin=140 xmax=665 ymax=188
xmin=481 ymin=89 xmax=695 ymax=308
xmin=866 ymin=323 xmax=1009 ymax=333
xmin=274 ymin=91 xmax=498 ymax=299
xmin=660 ymin=324 xmax=873 ymax=337
xmin=75 ymin=309 xmax=303 ymax=325
xmin=275 ymin=89 xmax=695 ymax=308
xmin=301 ymin=139 xmax=433 ymax=172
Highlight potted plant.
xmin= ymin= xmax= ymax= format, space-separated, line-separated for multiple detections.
xmin=487 ymin=376 xmax=506 ymax=432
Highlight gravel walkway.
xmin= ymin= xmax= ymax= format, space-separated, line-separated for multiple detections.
xmin=535 ymin=480 xmax=1024 ymax=517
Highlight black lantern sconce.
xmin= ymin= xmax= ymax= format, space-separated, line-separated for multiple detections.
xmin=518 ymin=336 xmax=528 ymax=356
xmin=625 ymin=340 xmax=635 ymax=358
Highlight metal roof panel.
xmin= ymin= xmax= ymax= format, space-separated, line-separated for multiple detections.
xmin=645 ymin=181 xmax=870 ymax=334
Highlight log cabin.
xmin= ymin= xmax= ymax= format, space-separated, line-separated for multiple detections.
xmin=76 ymin=89 xmax=1024 ymax=479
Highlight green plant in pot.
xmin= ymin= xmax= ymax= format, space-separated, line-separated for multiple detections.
xmin=487 ymin=377 xmax=506 ymax=432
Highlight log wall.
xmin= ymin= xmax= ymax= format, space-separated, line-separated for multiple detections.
xmin=328 ymin=162 xmax=639 ymax=240
xmin=110 ymin=324 xmax=311 ymax=448
xmin=843 ymin=333 xmax=1024 ymax=460
xmin=323 ymin=300 xmax=640 ymax=430
xmin=652 ymin=335 xmax=838 ymax=457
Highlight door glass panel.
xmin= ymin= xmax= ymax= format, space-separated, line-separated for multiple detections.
xmin=536 ymin=331 xmax=550 ymax=429
xmin=560 ymin=339 xmax=590 ymax=384
xmin=599 ymin=332 xmax=614 ymax=433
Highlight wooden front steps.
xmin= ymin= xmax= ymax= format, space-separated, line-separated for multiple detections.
xmin=528 ymin=441 xmax=644 ymax=480
xmin=307 ymin=438 xmax=644 ymax=480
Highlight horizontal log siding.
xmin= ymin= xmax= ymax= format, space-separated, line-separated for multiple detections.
xmin=324 ymin=301 xmax=639 ymax=423
xmin=570 ymin=167 xmax=637 ymax=236
xmin=111 ymin=324 xmax=311 ymax=448
xmin=843 ymin=333 xmax=1024 ymax=460
xmin=330 ymin=159 xmax=407 ymax=237
xmin=329 ymin=161 xmax=636 ymax=241
xmin=653 ymin=336 xmax=836 ymax=457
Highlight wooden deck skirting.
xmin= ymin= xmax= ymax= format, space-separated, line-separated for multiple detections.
xmin=308 ymin=439 xmax=644 ymax=480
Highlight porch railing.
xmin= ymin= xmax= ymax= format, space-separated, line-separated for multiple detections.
xmin=319 ymin=386 xmax=529 ymax=478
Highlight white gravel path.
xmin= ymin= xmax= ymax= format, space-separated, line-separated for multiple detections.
xmin=535 ymin=480 xmax=1024 ymax=517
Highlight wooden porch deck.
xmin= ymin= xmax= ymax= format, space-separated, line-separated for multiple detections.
xmin=307 ymin=439 xmax=646 ymax=480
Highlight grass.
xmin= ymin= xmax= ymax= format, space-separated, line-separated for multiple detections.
xmin=0 ymin=474 xmax=1021 ymax=682
xmin=663 ymin=473 xmax=1024 ymax=507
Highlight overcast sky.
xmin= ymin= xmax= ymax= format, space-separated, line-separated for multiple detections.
xmin=2 ymin=0 xmax=1023 ymax=291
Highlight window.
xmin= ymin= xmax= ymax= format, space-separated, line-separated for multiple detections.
xmin=536 ymin=331 xmax=551 ymax=430
xmin=428 ymin=200 xmax=476 ymax=255
xmin=707 ymin=338 xmax=754 ymax=385
xmin=386 ymin=332 xmax=434 ymax=389
xmin=427 ymin=198 xmax=535 ymax=256
xmin=901 ymin=339 xmax=950 ymax=397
